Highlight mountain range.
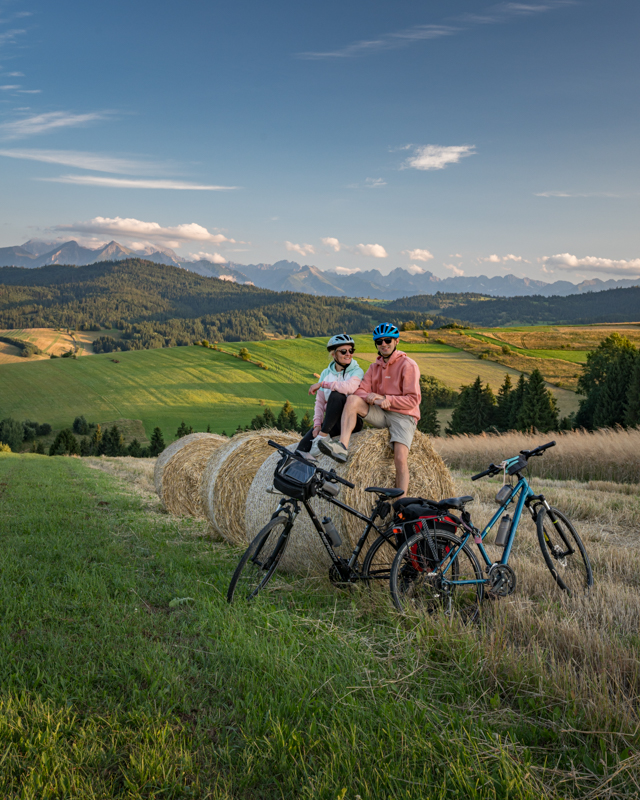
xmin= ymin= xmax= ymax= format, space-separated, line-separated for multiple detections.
xmin=1 ymin=238 xmax=638 ymax=300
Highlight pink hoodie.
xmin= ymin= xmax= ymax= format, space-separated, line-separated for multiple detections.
xmin=355 ymin=350 xmax=421 ymax=421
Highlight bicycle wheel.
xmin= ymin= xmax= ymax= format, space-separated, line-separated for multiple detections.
xmin=227 ymin=515 xmax=291 ymax=603
xmin=536 ymin=506 xmax=593 ymax=596
xmin=362 ymin=533 xmax=398 ymax=583
xmin=390 ymin=530 xmax=484 ymax=620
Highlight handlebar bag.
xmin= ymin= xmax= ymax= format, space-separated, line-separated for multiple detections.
xmin=273 ymin=454 xmax=317 ymax=500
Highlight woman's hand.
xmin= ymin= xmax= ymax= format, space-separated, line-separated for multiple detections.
xmin=313 ymin=426 xmax=322 ymax=437
xmin=309 ymin=382 xmax=321 ymax=395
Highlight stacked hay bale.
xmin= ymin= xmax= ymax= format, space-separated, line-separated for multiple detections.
xmin=156 ymin=433 xmax=227 ymax=517
xmin=245 ymin=428 xmax=455 ymax=574
xmin=200 ymin=428 xmax=299 ymax=544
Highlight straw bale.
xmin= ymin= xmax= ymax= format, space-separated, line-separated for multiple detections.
xmin=154 ymin=433 xmax=223 ymax=497
xmin=161 ymin=435 xmax=228 ymax=517
xmin=245 ymin=428 xmax=455 ymax=575
xmin=201 ymin=428 xmax=299 ymax=545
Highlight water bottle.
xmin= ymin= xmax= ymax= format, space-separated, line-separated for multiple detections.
xmin=322 ymin=516 xmax=342 ymax=548
xmin=495 ymin=515 xmax=511 ymax=548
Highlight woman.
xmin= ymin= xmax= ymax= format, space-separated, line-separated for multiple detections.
xmin=297 ymin=334 xmax=364 ymax=456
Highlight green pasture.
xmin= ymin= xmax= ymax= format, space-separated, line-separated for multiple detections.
xmin=0 ymin=452 xmax=634 ymax=798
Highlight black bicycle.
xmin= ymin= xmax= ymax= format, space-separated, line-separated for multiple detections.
xmin=227 ymin=441 xmax=405 ymax=602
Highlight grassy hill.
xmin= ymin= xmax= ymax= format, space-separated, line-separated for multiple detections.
xmin=0 ymin=335 xmax=580 ymax=439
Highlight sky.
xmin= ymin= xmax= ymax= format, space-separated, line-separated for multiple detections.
xmin=0 ymin=0 xmax=639 ymax=282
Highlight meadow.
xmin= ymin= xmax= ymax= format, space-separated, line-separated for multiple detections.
xmin=0 ymin=331 xmax=580 ymax=441
xmin=2 ymin=445 xmax=640 ymax=798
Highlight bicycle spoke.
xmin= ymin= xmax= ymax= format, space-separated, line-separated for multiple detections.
xmin=227 ymin=516 xmax=290 ymax=602
xmin=536 ymin=506 xmax=593 ymax=596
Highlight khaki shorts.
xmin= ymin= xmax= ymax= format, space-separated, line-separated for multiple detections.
xmin=363 ymin=405 xmax=417 ymax=450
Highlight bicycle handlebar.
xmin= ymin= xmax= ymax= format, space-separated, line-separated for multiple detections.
xmin=267 ymin=440 xmax=355 ymax=488
xmin=471 ymin=441 xmax=556 ymax=482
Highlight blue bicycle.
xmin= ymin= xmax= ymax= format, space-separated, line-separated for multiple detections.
xmin=389 ymin=441 xmax=594 ymax=618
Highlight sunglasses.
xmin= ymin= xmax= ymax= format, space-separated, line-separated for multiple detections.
xmin=374 ymin=338 xmax=395 ymax=346
xmin=336 ymin=347 xmax=355 ymax=355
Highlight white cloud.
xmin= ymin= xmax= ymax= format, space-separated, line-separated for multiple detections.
xmin=217 ymin=275 xmax=237 ymax=282
xmin=0 ymin=111 xmax=108 ymax=139
xmin=297 ymin=25 xmax=457 ymax=58
xmin=407 ymin=264 xmax=426 ymax=275
xmin=403 ymin=248 xmax=434 ymax=262
xmin=54 ymin=217 xmax=234 ymax=246
xmin=37 ymin=174 xmax=237 ymax=190
xmin=285 ymin=241 xmax=316 ymax=257
xmin=535 ymin=191 xmax=625 ymax=198
xmin=192 ymin=252 xmax=228 ymax=264
xmin=333 ymin=266 xmax=361 ymax=275
xmin=481 ymin=253 xmax=528 ymax=263
xmin=0 ymin=84 xmax=21 ymax=90
xmin=322 ymin=236 xmax=342 ymax=252
xmin=5 ymin=72 xmax=25 ymax=77
xmin=355 ymin=243 xmax=388 ymax=258
xmin=348 ymin=177 xmax=387 ymax=189
xmin=0 ymin=29 xmax=26 ymax=47
xmin=541 ymin=253 xmax=640 ymax=277
xmin=449 ymin=253 xmax=463 ymax=258
xmin=0 ymin=148 xmax=165 ymax=174
xmin=402 ymin=144 xmax=476 ymax=171
xmin=445 ymin=263 xmax=465 ymax=277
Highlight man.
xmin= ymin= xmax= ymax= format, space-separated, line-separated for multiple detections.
xmin=319 ymin=322 xmax=421 ymax=495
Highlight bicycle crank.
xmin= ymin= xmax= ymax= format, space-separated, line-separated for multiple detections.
xmin=488 ymin=563 xmax=517 ymax=598
xmin=329 ymin=558 xmax=360 ymax=587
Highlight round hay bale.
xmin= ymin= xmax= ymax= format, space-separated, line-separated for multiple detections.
xmin=161 ymin=435 xmax=228 ymax=518
xmin=200 ymin=428 xmax=299 ymax=545
xmin=154 ymin=433 xmax=224 ymax=497
xmin=245 ymin=428 xmax=455 ymax=575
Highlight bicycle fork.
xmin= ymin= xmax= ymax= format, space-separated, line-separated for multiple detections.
xmin=529 ymin=495 xmax=575 ymax=561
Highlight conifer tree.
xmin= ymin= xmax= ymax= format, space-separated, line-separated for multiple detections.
xmin=517 ymin=369 xmax=559 ymax=432
xmin=417 ymin=394 xmax=440 ymax=436
xmin=91 ymin=424 xmax=102 ymax=453
xmin=277 ymin=400 xmax=299 ymax=432
xmin=624 ymin=357 xmax=640 ymax=427
xmin=508 ymin=374 xmax=527 ymax=430
xmin=299 ymin=411 xmax=313 ymax=435
xmin=496 ymin=374 xmax=513 ymax=431
xmin=577 ymin=333 xmax=638 ymax=429
xmin=446 ymin=377 xmax=496 ymax=435
xmin=176 ymin=421 xmax=194 ymax=438
xmin=49 ymin=429 xmax=79 ymax=456
xmin=592 ymin=349 xmax=638 ymax=429
xmin=149 ymin=427 xmax=165 ymax=457
xmin=79 ymin=437 xmax=91 ymax=456
xmin=128 ymin=438 xmax=143 ymax=457
xmin=262 ymin=407 xmax=277 ymax=428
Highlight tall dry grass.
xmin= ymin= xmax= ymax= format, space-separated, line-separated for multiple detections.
xmin=433 ymin=427 xmax=640 ymax=483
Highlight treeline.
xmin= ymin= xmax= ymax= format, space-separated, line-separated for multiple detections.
xmin=575 ymin=333 xmax=640 ymax=429
xmin=444 ymin=369 xmax=562 ymax=436
xmin=391 ymin=286 xmax=640 ymax=326
xmin=0 ymin=334 xmax=42 ymax=357
xmin=0 ymin=258 xmax=457 ymax=344
xmin=0 ymin=418 xmax=52 ymax=452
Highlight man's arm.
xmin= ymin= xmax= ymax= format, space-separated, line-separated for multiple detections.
xmin=354 ymin=365 xmax=374 ymax=400
xmin=385 ymin=360 xmax=421 ymax=412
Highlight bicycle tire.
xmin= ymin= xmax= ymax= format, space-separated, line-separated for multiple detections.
xmin=536 ymin=506 xmax=593 ymax=596
xmin=227 ymin=515 xmax=291 ymax=603
xmin=362 ymin=532 xmax=398 ymax=583
xmin=390 ymin=530 xmax=484 ymax=620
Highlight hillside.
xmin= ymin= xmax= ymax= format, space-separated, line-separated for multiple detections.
xmin=388 ymin=286 xmax=640 ymax=325
xmin=0 ymin=258 xmax=454 ymax=340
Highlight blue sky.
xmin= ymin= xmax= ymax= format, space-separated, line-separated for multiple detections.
xmin=1 ymin=0 xmax=639 ymax=282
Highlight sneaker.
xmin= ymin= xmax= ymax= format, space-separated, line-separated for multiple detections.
xmin=309 ymin=434 xmax=326 ymax=458
xmin=318 ymin=438 xmax=349 ymax=463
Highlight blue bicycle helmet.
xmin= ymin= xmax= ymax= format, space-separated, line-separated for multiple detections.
xmin=372 ymin=322 xmax=400 ymax=341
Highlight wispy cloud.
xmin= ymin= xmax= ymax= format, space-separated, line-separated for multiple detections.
xmin=0 ymin=28 xmax=26 ymax=47
xmin=347 ymin=177 xmax=387 ymax=189
xmin=192 ymin=251 xmax=228 ymax=264
xmin=297 ymin=1 xmax=574 ymax=59
xmin=407 ymin=264 xmax=427 ymax=275
xmin=55 ymin=217 xmax=235 ymax=249
xmin=322 ymin=236 xmax=342 ymax=252
xmin=37 ymin=175 xmax=238 ymax=190
xmin=403 ymin=248 xmax=434 ymax=262
xmin=0 ymin=148 xmax=166 ymax=174
xmin=542 ymin=253 xmax=640 ymax=277
xmin=333 ymin=266 xmax=361 ymax=275
xmin=0 ymin=84 xmax=20 ymax=90
xmin=445 ymin=263 xmax=465 ymax=276
xmin=535 ymin=190 xmax=626 ymax=198
xmin=285 ymin=241 xmax=316 ymax=257
xmin=355 ymin=243 xmax=387 ymax=258
xmin=0 ymin=111 xmax=108 ymax=139
xmin=402 ymin=144 xmax=476 ymax=171
xmin=481 ymin=253 xmax=528 ymax=263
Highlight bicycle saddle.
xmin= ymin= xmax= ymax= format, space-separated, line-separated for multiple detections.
xmin=365 ymin=486 xmax=404 ymax=498
xmin=431 ymin=496 xmax=474 ymax=510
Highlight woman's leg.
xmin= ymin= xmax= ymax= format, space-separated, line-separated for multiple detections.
xmin=296 ymin=428 xmax=315 ymax=452
xmin=321 ymin=391 xmax=348 ymax=434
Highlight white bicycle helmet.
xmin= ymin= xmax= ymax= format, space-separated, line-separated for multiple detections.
xmin=327 ymin=333 xmax=355 ymax=351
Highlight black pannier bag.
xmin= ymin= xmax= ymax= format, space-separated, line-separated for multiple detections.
xmin=393 ymin=500 xmax=458 ymax=547
xmin=273 ymin=454 xmax=317 ymax=500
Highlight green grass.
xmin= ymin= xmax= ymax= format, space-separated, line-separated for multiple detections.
xmin=1 ymin=453 xmax=636 ymax=798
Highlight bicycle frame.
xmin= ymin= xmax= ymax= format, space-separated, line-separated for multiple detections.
xmin=436 ymin=475 xmax=542 ymax=588
xmin=272 ymin=488 xmax=394 ymax=576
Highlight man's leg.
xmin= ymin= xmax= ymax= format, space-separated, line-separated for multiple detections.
xmin=393 ymin=442 xmax=410 ymax=496
xmin=340 ymin=395 xmax=369 ymax=448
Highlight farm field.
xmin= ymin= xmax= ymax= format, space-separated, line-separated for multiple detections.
xmin=1 ymin=451 xmax=639 ymax=798
xmin=0 ymin=327 xmax=123 ymax=364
